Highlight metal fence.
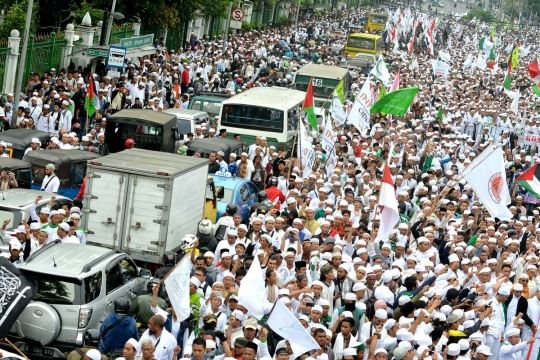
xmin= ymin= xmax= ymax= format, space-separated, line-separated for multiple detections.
xmin=0 ymin=46 xmax=11 ymax=93
xmin=23 ymin=32 xmax=68 ymax=81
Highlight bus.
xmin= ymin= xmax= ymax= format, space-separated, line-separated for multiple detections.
xmin=294 ymin=64 xmax=349 ymax=109
xmin=365 ymin=12 xmax=388 ymax=32
xmin=218 ymin=87 xmax=306 ymax=151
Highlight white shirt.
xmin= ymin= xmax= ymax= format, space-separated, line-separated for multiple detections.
xmin=41 ymin=174 xmax=60 ymax=193
xmin=60 ymin=235 xmax=80 ymax=244
xmin=138 ymin=329 xmax=177 ymax=360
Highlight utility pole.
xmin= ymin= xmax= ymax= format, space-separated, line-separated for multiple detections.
xmin=104 ymin=0 xmax=117 ymax=45
xmin=11 ymin=0 xmax=34 ymax=128
xmin=223 ymin=0 xmax=233 ymax=53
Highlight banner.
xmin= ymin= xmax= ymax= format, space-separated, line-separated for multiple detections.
xmin=0 ymin=257 xmax=38 ymax=338
xmin=370 ymin=87 xmax=419 ymax=116
xmin=431 ymin=59 xmax=451 ymax=76
xmin=266 ymin=299 xmax=321 ymax=358
xmin=298 ymin=120 xmax=315 ymax=179
xmin=524 ymin=133 xmax=540 ymax=146
xmin=163 ymin=255 xmax=191 ymax=323
xmin=237 ymin=254 xmax=267 ymax=319
xmin=460 ymin=145 xmax=513 ymax=220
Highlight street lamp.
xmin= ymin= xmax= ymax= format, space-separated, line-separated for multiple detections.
xmin=99 ymin=6 xmax=125 ymax=45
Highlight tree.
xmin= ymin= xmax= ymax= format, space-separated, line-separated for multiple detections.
xmin=462 ymin=8 xmax=496 ymax=22
xmin=0 ymin=2 xmax=39 ymax=40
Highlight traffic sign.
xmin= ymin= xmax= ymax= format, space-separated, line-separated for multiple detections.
xmin=107 ymin=46 xmax=126 ymax=69
xmin=108 ymin=70 xmax=121 ymax=78
xmin=230 ymin=20 xmax=242 ymax=29
xmin=231 ymin=8 xmax=244 ymax=21
xmin=289 ymin=5 xmax=297 ymax=14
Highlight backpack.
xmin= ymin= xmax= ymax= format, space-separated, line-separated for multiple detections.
xmin=363 ymin=289 xmax=378 ymax=321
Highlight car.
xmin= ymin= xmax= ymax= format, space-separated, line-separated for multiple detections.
xmin=210 ymin=173 xmax=260 ymax=222
xmin=7 ymin=241 xmax=151 ymax=358
xmin=0 ymin=189 xmax=70 ymax=234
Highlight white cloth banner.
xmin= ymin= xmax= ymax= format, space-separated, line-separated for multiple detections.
xmin=163 ymin=255 xmax=191 ymax=323
xmin=431 ymin=59 xmax=451 ymax=76
xmin=237 ymin=253 xmax=267 ymax=319
xmin=460 ymin=145 xmax=513 ymax=220
xmin=267 ymin=299 xmax=321 ymax=358
xmin=298 ymin=120 xmax=315 ymax=179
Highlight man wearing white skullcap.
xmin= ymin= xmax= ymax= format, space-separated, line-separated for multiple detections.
xmin=499 ymin=327 xmax=535 ymax=360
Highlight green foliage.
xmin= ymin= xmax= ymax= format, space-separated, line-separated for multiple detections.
xmin=73 ymin=0 xmax=104 ymax=26
xmin=462 ymin=9 xmax=496 ymax=22
xmin=277 ymin=15 xmax=292 ymax=25
xmin=242 ymin=21 xmax=264 ymax=30
xmin=0 ymin=2 xmax=38 ymax=39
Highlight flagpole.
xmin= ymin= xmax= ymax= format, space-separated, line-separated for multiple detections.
xmin=287 ymin=124 xmax=300 ymax=181
xmin=159 ymin=251 xmax=191 ymax=284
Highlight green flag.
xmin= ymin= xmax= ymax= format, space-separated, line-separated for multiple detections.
xmin=478 ymin=37 xmax=485 ymax=51
xmin=379 ymin=84 xmax=387 ymax=100
xmin=370 ymin=87 xmax=419 ymax=116
xmin=533 ymin=85 xmax=540 ymax=97
xmin=436 ymin=106 xmax=443 ymax=119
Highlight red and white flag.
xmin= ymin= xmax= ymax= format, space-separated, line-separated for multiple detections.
xmin=390 ymin=70 xmax=400 ymax=92
xmin=378 ymin=162 xmax=399 ymax=241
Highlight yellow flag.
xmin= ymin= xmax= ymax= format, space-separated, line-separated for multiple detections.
xmin=335 ymin=79 xmax=345 ymax=104
xmin=511 ymin=45 xmax=519 ymax=69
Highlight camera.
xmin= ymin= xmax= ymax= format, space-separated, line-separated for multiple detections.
xmin=271 ymin=246 xmax=281 ymax=255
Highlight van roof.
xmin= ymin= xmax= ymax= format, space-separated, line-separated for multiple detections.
xmin=164 ymin=108 xmax=209 ymax=119
xmin=108 ymin=109 xmax=176 ymax=125
xmin=296 ymin=64 xmax=349 ymax=79
xmin=21 ymin=242 xmax=116 ymax=278
xmin=89 ymin=148 xmax=208 ymax=177
xmin=221 ymin=87 xmax=305 ymax=110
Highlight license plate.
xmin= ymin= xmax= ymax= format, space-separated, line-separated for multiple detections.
xmin=29 ymin=346 xmax=54 ymax=357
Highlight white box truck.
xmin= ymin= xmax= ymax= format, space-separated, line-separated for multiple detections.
xmin=81 ymin=149 xmax=209 ymax=264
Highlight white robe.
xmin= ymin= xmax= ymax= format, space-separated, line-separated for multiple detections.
xmin=523 ymin=296 xmax=540 ymax=360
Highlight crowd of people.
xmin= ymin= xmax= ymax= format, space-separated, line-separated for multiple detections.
xmin=4 ymin=3 xmax=540 ymax=360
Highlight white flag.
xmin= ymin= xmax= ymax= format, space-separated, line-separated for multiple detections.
xmin=510 ymin=90 xmax=520 ymax=114
xmin=326 ymin=151 xmax=338 ymax=178
xmin=163 ymin=255 xmax=192 ymax=322
xmin=298 ymin=120 xmax=315 ymax=179
xmin=460 ymin=145 xmax=513 ymax=220
xmin=431 ymin=59 xmax=451 ymax=76
xmin=370 ymin=55 xmax=391 ymax=86
xmin=329 ymin=91 xmax=346 ymax=126
xmin=267 ymin=299 xmax=321 ymax=358
xmin=439 ymin=50 xmax=451 ymax=62
xmin=475 ymin=53 xmax=487 ymax=70
xmin=347 ymin=78 xmax=371 ymax=135
xmin=238 ymin=253 xmax=267 ymax=319
xmin=321 ymin=115 xmax=336 ymax=155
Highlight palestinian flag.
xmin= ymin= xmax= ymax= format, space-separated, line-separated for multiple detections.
xmin=302 ymin=79 xmax=318 ymax=130
xmin=84 ymin=77 xmax=99 ymax=117
xmin=533 ymin=85 xmax=540 ymax=97
xmin=517 ymin=164 xmax=540 ymax=198
xmin=503 ymin=57 xmax=512 ymax=90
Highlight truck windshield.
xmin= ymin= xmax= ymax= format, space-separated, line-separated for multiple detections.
xmin=370 ymin=14 xmax=387 ymax=24
xmin=26 ymin=272 xmax=83 ymax=305
xmin=347 ymin=37 xmax=375 ymax=50
xmin=222 ymin=105 xmax=284 ymax=133
xmin=176 ymin=119 xmax=192 ymax=134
